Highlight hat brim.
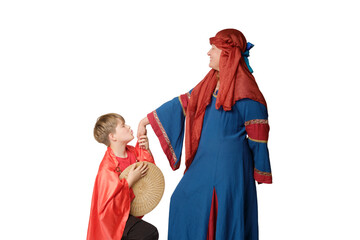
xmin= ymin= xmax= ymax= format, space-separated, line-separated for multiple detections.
xmin=119 ymin=162 xmax=165 ymax=216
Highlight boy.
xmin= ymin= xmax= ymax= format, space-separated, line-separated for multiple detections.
xmin=87 ymin=113 xmax=159 ymax=240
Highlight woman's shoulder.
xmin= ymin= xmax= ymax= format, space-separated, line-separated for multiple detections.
xmin=235 ymin=98 xmax=268 ymax=117
xmin=236 ymin=98 xmax=266 ymax=108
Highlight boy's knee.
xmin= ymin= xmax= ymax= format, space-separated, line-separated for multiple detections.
xmin=151 ymin=228 xmax=159 ymax=240
xmin=145 ymin=226 xmax=159 ymax=240
xmin=140 ymin=225 xmax=158 ymax=240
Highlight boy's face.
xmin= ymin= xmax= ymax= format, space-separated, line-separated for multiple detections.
xmin=111 ymin=119 xmax=134 ymax=144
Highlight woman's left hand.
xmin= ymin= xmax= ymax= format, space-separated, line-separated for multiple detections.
xmin=138 ymin=135 xmax=149 ymax=150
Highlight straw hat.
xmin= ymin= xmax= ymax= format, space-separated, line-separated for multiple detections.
xmin=119 ymin=162 xmax=165 ymax=216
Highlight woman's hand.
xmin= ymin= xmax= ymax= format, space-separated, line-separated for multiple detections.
xmin=137 ymin=117 xmax=149 ymax=138
xmin=138 ymin=135 xmax=149 ymax=150
xmin=126 ymin=162 xmax=149 ymax=188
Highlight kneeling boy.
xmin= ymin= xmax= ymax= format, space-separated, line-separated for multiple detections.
xmin=87 ymin=113 xmax=159 ymax=240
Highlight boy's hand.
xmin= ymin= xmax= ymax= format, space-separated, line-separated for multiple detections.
xmin=126 ymin=162 xmax=149 ymax=188
xmin=138 ymin=135 xmax=149 ymax=150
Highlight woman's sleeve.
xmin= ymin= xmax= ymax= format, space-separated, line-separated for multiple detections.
xmin=147 ymin=92 xmax=190 ymax=170
xmin=239 ymin=99 xmax=272 ymax=184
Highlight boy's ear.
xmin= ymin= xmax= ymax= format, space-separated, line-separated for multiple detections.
xmin=108 ymin=132 xmax=116 ymax=142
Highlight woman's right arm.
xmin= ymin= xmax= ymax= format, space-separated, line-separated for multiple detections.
xmin=139 ymin=93 xmax=190 ymax=171
xmin=137 ymin=117 xmax=149 ymax=138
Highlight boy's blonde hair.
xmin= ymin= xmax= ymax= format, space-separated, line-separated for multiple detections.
xmin=94 ymin=113 xmax=125 ymax=146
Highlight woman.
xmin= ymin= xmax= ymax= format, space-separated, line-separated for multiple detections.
xmin=138 ymin=29 xmax=272 ymax=240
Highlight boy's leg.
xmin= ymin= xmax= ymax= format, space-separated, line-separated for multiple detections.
xmin=122 ymin=215 xmax=159 ymax=240
xmin=122 ymin=215 xmax=141 ymax=239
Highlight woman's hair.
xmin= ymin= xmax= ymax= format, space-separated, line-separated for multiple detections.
xmin=94 ymin=113 xmax=125 ymax=146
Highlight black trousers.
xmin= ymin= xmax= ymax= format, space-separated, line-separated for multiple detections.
xmin=121 ymin=215 xmax=159 ymax=240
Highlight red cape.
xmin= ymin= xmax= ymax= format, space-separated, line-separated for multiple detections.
xmin=87 ymin=143 xmax=154 ymax=240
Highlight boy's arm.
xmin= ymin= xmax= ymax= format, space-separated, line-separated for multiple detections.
xmin=139 ymin=134 xmax=154 ymax=159
xmin=135 ymin=140 xmax=155 ymax=164
xmin=138 ymin=135 xmax=150 ymax=151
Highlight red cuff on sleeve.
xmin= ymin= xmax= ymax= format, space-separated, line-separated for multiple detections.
xmin=245 ymin=119 xmax=269 ymax=142
xmin=147 ymin=111 xmax=179 ymax=170
xmin=254 ymin=169 xmax=272 ymax=184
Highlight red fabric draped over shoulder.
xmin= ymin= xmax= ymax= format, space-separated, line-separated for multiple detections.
xmin=185 ymin=29 xmax=267 ymax=172
xmin=87 ymin=148 xmax=133 ymax=240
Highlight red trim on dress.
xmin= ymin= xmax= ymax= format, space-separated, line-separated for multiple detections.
xmin=254 ymin=169 xmax=272 ymax=184
xmin=245 ymin=119 xmax=269 ymax=142
xmin=147 ymin=111 xmax=179 ymax=170
xmin=207 ymin=188 xmax=218 ymax=240
xmin=179 ymin=93 xmax=190 ymax=115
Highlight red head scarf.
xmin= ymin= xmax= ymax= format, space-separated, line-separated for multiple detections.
xmin=184 ymin=29 xmax=266 ymax=172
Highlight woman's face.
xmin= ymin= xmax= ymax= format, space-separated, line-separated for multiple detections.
xmin=207 ymin=44 xmax=222 ymax=71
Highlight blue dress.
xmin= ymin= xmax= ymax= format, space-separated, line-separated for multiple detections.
xmin=147 ymin=91 xmax=272 ymax=240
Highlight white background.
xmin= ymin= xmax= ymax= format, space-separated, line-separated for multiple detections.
xmin=1 ymin=0 xmax=359 ymax=239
